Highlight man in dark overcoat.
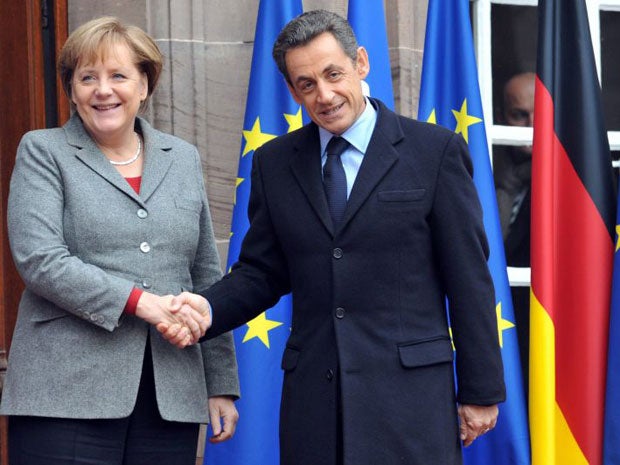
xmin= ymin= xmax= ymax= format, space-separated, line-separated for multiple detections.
xmin=167 ymin=9 xmax=506 ymax=465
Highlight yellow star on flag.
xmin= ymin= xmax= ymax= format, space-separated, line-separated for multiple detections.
xmin=242 ymin=312 xmax=283 ymax=349
xmin=233 ymin=177 xmax=244 ymax=205
xmin=242 ymin=117 xmax=277 ymax=157
xmin=451 ymin=99 xmax=482 ymax=143
xmin=615 ymin=224 xmax=620 ymax=252
xmin=426 ymin=109 xmax=437 ymax=124
xmin=496 ymin=301 xmax=515 ymax=348
xmin=448 ymin=326 xmax=455 ymax=351
xmin=284 ymin=107 xmax=303 ymax=133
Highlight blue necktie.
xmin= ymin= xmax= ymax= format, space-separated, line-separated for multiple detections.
xmin=323 ymin=136 xmax=349 ymax=227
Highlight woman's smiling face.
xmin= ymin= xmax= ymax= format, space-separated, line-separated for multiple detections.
xmin=71 ymin=41 xmax=147 ymax=144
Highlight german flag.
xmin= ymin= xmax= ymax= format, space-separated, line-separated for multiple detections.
xmin=530 ymin=1 xmax=616 ymax=464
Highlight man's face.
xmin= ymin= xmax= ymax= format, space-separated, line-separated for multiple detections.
xmin=285 ymin=32 xmax=369 ymax=136
xmin=503 ymin=72 xmax=535 ymax=155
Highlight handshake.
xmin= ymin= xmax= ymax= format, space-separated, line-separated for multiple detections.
xmin=136 ymin=291 xmax=211 ymax=348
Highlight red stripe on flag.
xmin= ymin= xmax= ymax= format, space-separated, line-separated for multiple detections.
xmin=531 ymin=77 xmax=612 ymax=464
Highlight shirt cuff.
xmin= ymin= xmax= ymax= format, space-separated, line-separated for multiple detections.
xmin=124 ymin=287 xmax=144 ymax=315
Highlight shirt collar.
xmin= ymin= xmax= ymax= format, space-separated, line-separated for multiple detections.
xmin=319 ymin=97 xmax=377 ymax=155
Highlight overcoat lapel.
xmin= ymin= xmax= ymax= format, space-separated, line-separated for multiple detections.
xmin=289 ymin=125 xmax=334 ymax=234
xmin=289 ymin=100 xmax=405 ymax=236
xmin=340 ymin=100 xmax=404 ymax=231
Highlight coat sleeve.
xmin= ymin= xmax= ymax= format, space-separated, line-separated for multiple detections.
xmin=201 ymin=146 xmax=291 ymax=339
xmin=429 ymin=132 xmax=506 ymax=406
xmin=7 ymin=131 xmax=133 ymax=332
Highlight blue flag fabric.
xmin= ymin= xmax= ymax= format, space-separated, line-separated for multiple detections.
xmin=604 ymin=199 xmax=620 ymax=465
xmin=418 ymin=1 xmax=531 ymax=464
xmin=347 ymin=0 xmax=394 ymax=110
xmin=203 ymin=1 xmax=303 ymax=464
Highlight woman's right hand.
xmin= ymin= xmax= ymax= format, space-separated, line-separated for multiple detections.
xmin=135 ymin=292 xmax=211 ymax=348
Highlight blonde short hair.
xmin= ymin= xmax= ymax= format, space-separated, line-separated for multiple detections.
xmin=58 ymin=16 xmax=163 ymax=110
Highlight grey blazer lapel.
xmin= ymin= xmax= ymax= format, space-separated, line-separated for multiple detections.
xmin=136 ymin=118 xmax=174 ymax=202
xmin=65 ymin=115 xmax=173 ymax=205
xmin=65 ymin=114 xmax=145 ymax=205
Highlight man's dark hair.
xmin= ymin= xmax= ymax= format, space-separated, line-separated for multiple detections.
xmin=272 ymin=9 xmax=358 ymax=85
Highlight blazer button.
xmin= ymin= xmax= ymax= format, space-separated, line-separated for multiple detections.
xmin=335 ymin=307 xmax=345 ymax=319
xmin=326 ymin=369 xmax=334 ymax=381
xmin=140 ymin=242 xmax=151 ymax=253
xmin=333 ymin=248 xmax=343 ymax=259
xmin=137 ymin=209 xmax=148 ymax=219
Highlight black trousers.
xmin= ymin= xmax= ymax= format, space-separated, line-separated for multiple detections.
xmin=8 ymin=343 xmax=200 ymax=465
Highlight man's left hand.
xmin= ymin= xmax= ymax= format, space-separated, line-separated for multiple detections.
xmin=458 ymin=403 xmax=498 ymax=447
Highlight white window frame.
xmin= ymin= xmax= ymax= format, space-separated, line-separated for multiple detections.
xmin=471 ymin=0 xmax=620 ymax=287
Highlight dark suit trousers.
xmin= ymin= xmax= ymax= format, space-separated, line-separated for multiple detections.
xmin=8 ymin=342 xmax=199 ymax=465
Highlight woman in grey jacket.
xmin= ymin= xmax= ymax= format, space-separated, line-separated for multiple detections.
xmin=1 ymin=16 xmax=239 ymax=465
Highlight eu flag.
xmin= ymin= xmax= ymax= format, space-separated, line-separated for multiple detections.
xmin=605 ymin=196 xmax=620 ymax=465
xmin=347 ymin=0 xmax=394 ymax=110
xmin=418 ymin=1 xmax=530 ymax=464
xmin=203 ymin=1 xmax=303 ymax=464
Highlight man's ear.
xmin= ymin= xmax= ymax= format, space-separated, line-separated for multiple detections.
xmin=355 ymin=46 xmax=370 ymax=80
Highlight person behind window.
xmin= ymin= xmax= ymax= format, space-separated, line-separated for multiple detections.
xmin=494 ymin=71 xmax=535 ymax=390
xmin=0 ymin=16 xmax=239 ymax=465
xmin=494 ymin=71 xmax=535 ymax=245
xmin=163 ymin=10 xmax=505 ymax=465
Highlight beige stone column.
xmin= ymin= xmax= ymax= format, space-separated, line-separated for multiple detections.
xmin=145 ymin=0 xmax=258 ymax=252
xmin=386 ymin=0 xmax=428 ymax=118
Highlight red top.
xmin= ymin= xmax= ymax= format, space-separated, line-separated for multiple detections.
xmin=123 ymin=176 xmax=143 ymax=315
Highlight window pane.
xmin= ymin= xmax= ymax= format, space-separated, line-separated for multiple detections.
xmin=491 ymin=5 xmax=538 ymax=126
xmin=601 ymin=10 xmax=620 ymax=131
xmin=490 ymin=5 xmax=537 ymax=270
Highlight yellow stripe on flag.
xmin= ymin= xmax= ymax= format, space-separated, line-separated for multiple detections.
xmin=530 ymin=290 xmax=588 ymax=464
xmin=556 ymin=403 xmax=588 ymax=464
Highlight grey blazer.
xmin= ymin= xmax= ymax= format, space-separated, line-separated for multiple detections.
xmin=0 ymin=113 xmax=239 ymax=422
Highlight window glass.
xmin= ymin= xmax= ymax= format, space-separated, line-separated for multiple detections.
xmin=489 ymin=4 xmax=538 ymax=379
xmin=490 ymin=4 xmax=537 ymax=262
xmin=601 ymin=10 xmax=620 ymax=132
xmin=491 ymin=5 xmax=538 ymax=126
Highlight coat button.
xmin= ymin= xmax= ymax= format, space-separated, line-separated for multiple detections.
xmin=140 ymin=242 xmax=151 ymax=253
xmin=333 ymin=248 xmax=343 ymax=259
xmin=326 ymin=369 xmax=334 ymax=381
xmin=142 ymin=280 xmax=152 ymax=289
xmin=137 ymin=209 xmax=148 ymax=219
xmin=335 ymin=307 xmax=345 ymax=319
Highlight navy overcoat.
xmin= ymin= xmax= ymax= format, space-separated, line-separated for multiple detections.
xmin=204 ymin=99 xmax=505 ymax=465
